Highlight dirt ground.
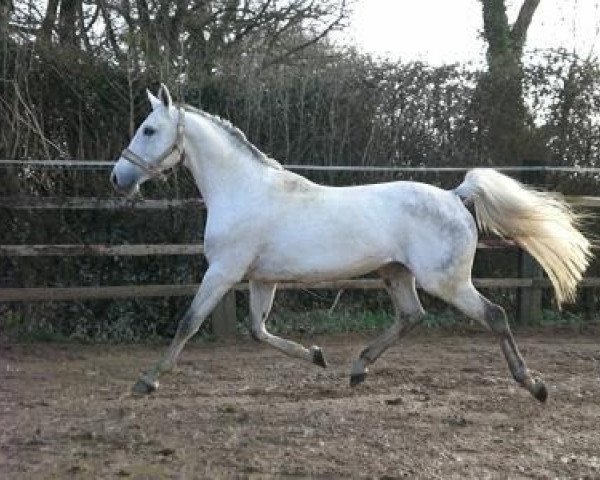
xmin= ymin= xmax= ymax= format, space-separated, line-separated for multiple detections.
xmin=1 ymin=329 xmax=600 ymax=479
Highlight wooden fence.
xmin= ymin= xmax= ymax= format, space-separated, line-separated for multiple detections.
xmin=1 ymin=163 xmax=599 ymax=335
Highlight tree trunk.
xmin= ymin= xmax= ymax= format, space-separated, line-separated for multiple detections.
xmin=38 ymin=0 xmax=60 ymax=45
xmin=0 ymin=0 xmax=12 ymax=38
xmin=479 ymin=0 xmax=540 ymax=164
xmin=57 ymin=0 xmax=79 ymax=47
xmin=480 ymin=0 xmax=545 ymax=324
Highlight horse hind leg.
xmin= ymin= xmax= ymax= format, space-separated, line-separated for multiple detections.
xmin=249 ymin=281 xmax=327 ymax=368
xmin=428 ymin=279 xmax=548 ymax=402
xmin=481 ymin=295 xmax=547 ymax=402
xmin=350 ymin=263 xmax=425 ymax=386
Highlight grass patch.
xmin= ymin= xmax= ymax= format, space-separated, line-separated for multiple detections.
xmin=266 ymin=308 xmax=467 ymax=335
xmin=1 ymin=311 xmax=70 ymax=343
xmin=263 ymin=309 xmax=394 ymax=335
xmin=540 ymin=309 xmax=598 ymax=327
xmin=3 ymin=304 xmax=598 ymax=343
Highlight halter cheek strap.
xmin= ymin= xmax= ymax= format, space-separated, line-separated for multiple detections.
xmin=120 ymin=107 xmax=186 ymax=179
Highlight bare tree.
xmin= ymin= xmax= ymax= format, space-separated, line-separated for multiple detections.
xmin=0 ymin=0 xmax=13 ymax=37
xmin=479 ymin=0 xmax=541 ymax=163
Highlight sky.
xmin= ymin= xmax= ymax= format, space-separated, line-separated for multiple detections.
xmin=342 ymin=0 xmax=600 ymax=65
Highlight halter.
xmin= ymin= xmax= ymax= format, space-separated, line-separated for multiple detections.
xmin=120 ymin=106 xmax=186 ymax=179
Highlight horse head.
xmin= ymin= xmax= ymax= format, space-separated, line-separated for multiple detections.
xmin=111 ymin=84 xmax=185 ymax=196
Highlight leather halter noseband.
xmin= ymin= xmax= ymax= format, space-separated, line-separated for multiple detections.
xmin=120 ymin=107 xmax=186 ymax=179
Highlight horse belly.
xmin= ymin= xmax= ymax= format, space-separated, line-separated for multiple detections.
xmin=249 ymin=228 xmax=398 ymax=282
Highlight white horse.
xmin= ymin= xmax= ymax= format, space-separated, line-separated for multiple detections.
xmin=111 ymin=84 xmax=591 ymax=402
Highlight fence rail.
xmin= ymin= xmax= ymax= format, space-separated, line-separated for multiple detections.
xmin=0 ymin=244 xmax=206 ymax=257
xmin=1 ymin=195 xmax=599 ymax=210
xmin=2 ymin=162 xmax=599 ymax=332
xmin=0 ymin=239 xmax=523 ymax=257
xmin=2 ymin=159 xmax=600 ymax=174
xmin=3 ymin=278 xmax=600 ymax=303
xmin=0 ymin=197 xmax=204 ymax=210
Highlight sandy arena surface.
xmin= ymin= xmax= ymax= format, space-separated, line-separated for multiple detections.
xmin=1 ymin=329 xmax=600 ymax=479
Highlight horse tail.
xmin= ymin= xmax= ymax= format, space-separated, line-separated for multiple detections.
xmin=454 ymin=168 xmax=592 ymax=307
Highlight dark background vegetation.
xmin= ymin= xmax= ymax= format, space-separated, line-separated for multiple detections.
xmin=1 ymin=0 xmax=599 ymax=340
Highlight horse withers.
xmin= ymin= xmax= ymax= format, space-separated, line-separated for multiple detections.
xmin=111 ymin=84 xmax=592 ymax=402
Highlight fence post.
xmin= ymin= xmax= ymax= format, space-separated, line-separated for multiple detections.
xmin=517 ymin=251 xmax=543 ymax=325
xmin=210 ymin=290 xmax=237 ymax=338
xmin=583 ymin=288 xmax=595 ymax=321
xmin=516 ymin=167 xmax=544 ymax=326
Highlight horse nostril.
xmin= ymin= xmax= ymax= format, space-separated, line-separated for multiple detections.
xmin=110 ymin=171 xmax=117 ymax=188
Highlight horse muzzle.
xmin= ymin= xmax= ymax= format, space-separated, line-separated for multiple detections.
xmin=110 ymin=163 xmax=141 ymax=197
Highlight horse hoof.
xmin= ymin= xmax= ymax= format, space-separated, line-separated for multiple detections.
xmin=350 ymin=372 xmax=367 ymax=387
xmin=532 ymin=380 xmax=548 ymax=403
xmin=311 ymin=346 xmax=327 ymax=368
xmin=132 ymin=377 xmax=158 ymax=395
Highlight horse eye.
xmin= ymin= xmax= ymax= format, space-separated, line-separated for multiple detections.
xmin=143 ymin=126 xmax=156 ymax=136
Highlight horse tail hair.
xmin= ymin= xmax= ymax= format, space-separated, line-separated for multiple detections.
xmin=454 ymin=168 xmax=592 ymax=307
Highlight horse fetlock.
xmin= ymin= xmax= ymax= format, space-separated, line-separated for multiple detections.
xmin=310 ymin=346 xmax=327 ymax=368
xmin=510 ymin=365 xmax=529 ymax=384
xmin=359 ymin=347 xmax=376 ymax=364
xmin=132 ymin=374 xmax=159 ymax=395
xmin=349 ymin=359 xmax=368 ymax=387
xmin=523 ymin=376 xmax=548 ymax=403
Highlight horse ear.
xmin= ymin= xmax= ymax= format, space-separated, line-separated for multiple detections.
xmin=158 ymin=83 xmax=172 ymax=108
xmin=147 ymin=89 xmax=162 ymax=110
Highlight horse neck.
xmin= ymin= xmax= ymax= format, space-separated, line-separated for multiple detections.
xmin=183 ymin=113 xmax=268 ymax=209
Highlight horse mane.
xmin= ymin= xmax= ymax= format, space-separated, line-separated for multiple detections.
xmin=182 ymin=105 xmax=283 ymax=171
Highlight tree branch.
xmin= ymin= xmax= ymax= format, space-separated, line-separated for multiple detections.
xmin=261 ymin=0 xmax=347 ymax=70
xmin=97 ymin=0 xmax=122 ymax=61
xmin=510 ymin=0 xmax=540 ymax=53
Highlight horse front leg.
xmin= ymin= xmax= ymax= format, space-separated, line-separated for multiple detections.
xmin=249 ymin=281 xmax=327 ymax=368
xmin=132 ymin=265 xmax=241 ymax=394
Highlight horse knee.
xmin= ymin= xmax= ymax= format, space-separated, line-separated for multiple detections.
xmin=176 ymin=309 xmax=200 ymax=339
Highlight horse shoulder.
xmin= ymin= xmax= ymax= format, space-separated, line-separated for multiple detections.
xmin=203 ymin=199 xmax=267 ymax=259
